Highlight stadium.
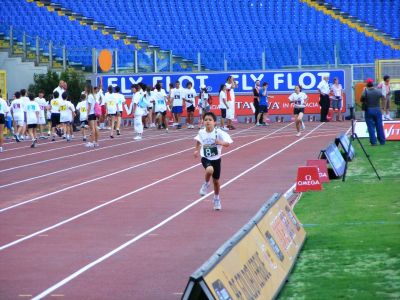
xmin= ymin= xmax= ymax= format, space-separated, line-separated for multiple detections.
xmin=0 ymin=0 xmax=399 ymax=299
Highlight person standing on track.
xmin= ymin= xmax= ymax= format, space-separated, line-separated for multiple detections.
xmin=194 ymin=112 xmax=233 ymax=211
xmin=34 ymin=90 xmax=48 ymax=139
xmin=253 ymin=80 xmax=261 ymax=124
xmin=10 ymin=91 xmax=25 ymax=142
xmin=153 ymin=82 xmax=169 ymax=131
xmin=86 ymin=85 xmax=99 ymax=147
xmin=0 ymin=92 xmax=10 ymax=152
xmin=76 ymin=93 xmax=88 ymax=142
xmin=218 ymin=84 xmax=228 ymax=130
xmin=225 ymin=76 xmax=237 ymax=130
xmin=257 ymin=82 xmax=273 ymax=126
xmin=378 ymin=75 xmax=393 ymax=121
xmin=289 ymin=85 xmax=308 ymax=137
xmin=114 ymin=85 xmax=125 ymax=136
xmin=198 ymin=84 xmax=211 ymax=129
xmin=170 ymin=81 xmax=184 ymax=129
xmin=330 ymin=77 xmax=344 ymax=122
xmin=317 ymin=75 xmax=330 ymax=122
xmin=49 ymin=91 xmax=61 ymax=142
xmin=104 ymin=85 xmax=118 ymax=138
xmin=184 ymin=82 xmax=196 ymax=129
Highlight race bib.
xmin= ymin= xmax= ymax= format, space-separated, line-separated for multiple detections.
xmin=52 ymin=100 xmax=59 ymax=106
xmin=60 ymin=105 xmax=67 ymax=111
xmin=80 ymin=107 xmax=87 ymax=113
xmin=203 ymin=144 xmax=218 ymax=158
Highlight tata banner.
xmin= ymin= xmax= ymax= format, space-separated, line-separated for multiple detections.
xmin=97 ymin=69 xmax=346 ymax=95
xmin=182 ymin=194 xmax=306 ymax=300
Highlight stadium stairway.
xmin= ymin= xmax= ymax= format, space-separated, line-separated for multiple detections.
xmin=303 ymin=0 xmax=400 ymax=50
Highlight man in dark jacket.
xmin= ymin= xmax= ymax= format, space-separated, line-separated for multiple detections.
xmin=360 ymin=78 xmax=385 ymax=146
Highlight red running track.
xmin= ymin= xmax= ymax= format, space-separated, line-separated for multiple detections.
xmin=0 ymin=122 xmax=350 ymax=299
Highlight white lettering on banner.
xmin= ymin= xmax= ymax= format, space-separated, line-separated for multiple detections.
xmin=274 ymin=74 xmax=285 ymax=90
xmin=242 ymin=75 xmax=253 ymax=91
xmin=250 ymin=74 xmax=264 ymax=83
xmin=319 ymin=172 xmax=328 ymax=178
xmin=179 ymin=75 xmax=194 ymax=87
xmin=287 ymin=73 xmax=295 ymax=90
xmin=305 ymin=175 xmax=312 ymax=181
xmin=297 ymin=179 xmax=320 ymax=186
xmin=385 ymin=125 xmax=400 ymax=137
xmin=298 ymin=73 xmax=316 ymax=90
xmin=317 ymin=72 xmax=330 ymax=80
xmin=153 ymin=76 xmax=163 ymax=87
xmin=271 ymin=102 xmax=280 ymax=110
xmin=196 ymin=75 xmax=208 ymax=89
xmin=107 ymin=77 xmax=118 ymax=87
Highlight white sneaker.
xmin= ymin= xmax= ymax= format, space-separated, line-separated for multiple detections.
xmin=387 ymin=115 xmax=393 ymax=121
xmin=256 ymin=123 xmax=261 ymax=126
xmin=0 ymin=147 xmax=3 ymax=152
xmin=199 ymin=182 xmax=210 ymax=196
xmin=85 ymin=142 xmax=94 ymax=148
xmin=213 ymin=198 xmax=222 ymax=211
xmin=301 ymin=121 xmax=305 ymax=130
xmin=93 ymin=142 xmax=100 ymax=147
xmin=150 ymin=123 xmax=156 ymax=128
xmin=134 ymin=135 xmax=142 ymax=140
xmin=296 ymin=132 xmax=301 ymax=137
xmin=223 ymin=126 xmax=229 ymax=131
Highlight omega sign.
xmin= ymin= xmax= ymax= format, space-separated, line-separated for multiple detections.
xmin=295 ymin=166 xmax=322 ymax=192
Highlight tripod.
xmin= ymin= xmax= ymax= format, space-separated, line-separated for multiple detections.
xmin=342 ymin=118 xmax=381 ymax=181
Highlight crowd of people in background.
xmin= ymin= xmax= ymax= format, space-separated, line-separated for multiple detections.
xmin=0 ymin=74 xmax=395 ymax=152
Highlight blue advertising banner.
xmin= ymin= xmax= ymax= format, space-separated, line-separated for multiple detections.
xmin=98 ymin=69 xmax=345 ymax=96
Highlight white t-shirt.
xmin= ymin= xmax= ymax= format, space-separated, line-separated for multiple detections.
xmin=76 ymin=100 xmax=88 ymax=121
xmin=195 ymin=128 xmax=233 ymax=160
xmin=289 ymin=92 xmax=308 ymax=108
xmin=95 ymin=89 xmax=104 ymax=104
xmin=0 ymin=98 xmax=10 ymax=115
xmin=50 ymin=98 xmax=61 ymax=114
xmin=104 ymin=93 xmax=118 ymax=114
xmin=11 ymin=98 xmax=25 ymax=121
xmin=67 ymin=101 xmax=75 ymax=122
xmin=59 ymin=100 xmax=70 ymax=122
xmin=184 ymin=88 xmax=196 ymax=107
xmin=35 ymin=97 xmax=47 ymax=122
xmin=200 ymin=91 xmax=210 ymax=109
xmin=114 ymin=93 xmax=125 ymax=112
xmin=87 ymin=94 xmax=96 ymax=115
xmin=331 ymin=84 xmax=343 ymax=97
xmin=171 ymin=87 xmax=184 ymax=107
xmin=53 ymin=86 xmax=65 ymax=97
xmin=219 ymin=91 xmax=227 ymax=109
xmin=25 ymin=101 xmax=40 ymax=125
xmin=225 ymin=83 xmax=235 ymax=102
xmin=317 ymin=80 xmax=330 ymax=95
xmin=133 ymin=91 xmax=146 ymax=116
xmin=153 ymin=90 xmax=167 ymax=113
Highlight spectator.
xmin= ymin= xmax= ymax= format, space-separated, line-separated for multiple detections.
xmin=317 ymin=75 xmax=330 ymax=122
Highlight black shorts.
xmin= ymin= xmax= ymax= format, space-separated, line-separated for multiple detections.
xmin=108 ymin=113 xmax=117 ymax=117
xmin=220 ymin=109 xmax=226 ymax=118
xmin=201 ymin=157 xmax=221 ymax=180
xmin=156 ymin=111 xmax=167 ymax=116
xmin=259 ymin=105 xmax=268 ymax=113
xmin=51 ymin=113 xmax=60 ymax=127
xmin=88 ymin=114 xmax=97 ymax=121
xmin=186 ymin=106 xmax=195 ymax=113
xmin=28 ymin=124 xmax=37 ymax=129
xmin=81 ymin=120 xmax=88 ymax=126
xmin=0 ymin=114 xmax=4 ymax=125
xmin=294 ymin=108 xmax=305 ymax=115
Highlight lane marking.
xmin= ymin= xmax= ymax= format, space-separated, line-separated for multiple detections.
xmin=0 ymin=125 xmax=290 ymax=249
xmin=31 ymin=123 xmax=324 ymax=300
xmin=0 ymin=131 xmax=195 ymax=172
xmin=0 ymin=136 xmax=193 ymax=189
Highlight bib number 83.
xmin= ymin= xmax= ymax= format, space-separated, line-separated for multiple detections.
xmin=203 ymin=145 xmax=218 ymax=158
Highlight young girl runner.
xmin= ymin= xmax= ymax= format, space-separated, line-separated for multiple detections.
xmin=10 ymin=91 xmax=25 ymax=142
xmin=104 ymin=85 xmax=118 ymax=138
xmin=153 ymin=83 xmax=169 ymax=131
xmin=198 ymin=85 xmax=211 ymax=128
xmin=288 ymin=85 xmax=308 ymax=137
xmin=194 ymin=112 xmax=233 ymax=211
xmin=76 ymin=94 xmax=88 ymax=141
xmin=34 ymin=90 xmax=48 ymax=139
xmin=26 ymin=94 xmax=40 ymax=148
xmin=0 ymin=92 xmax=10 ymax=152
xmin=114 ymin=86 xmax=125 ymax=135
xmin=86 ymin=85 xmax=99 ymax=147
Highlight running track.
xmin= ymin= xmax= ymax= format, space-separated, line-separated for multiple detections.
xmin=0 ymin=121 xmax=350 ymax=299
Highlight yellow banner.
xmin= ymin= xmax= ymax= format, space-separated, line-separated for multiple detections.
xmin=0 ymin=70 xmax=7 ymax=100
xmin=195 ymin=195 xmax=306 ymax=300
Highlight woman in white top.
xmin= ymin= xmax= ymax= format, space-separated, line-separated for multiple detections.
xmin=26 ymin=94 xmax=40 ymax=148
xmin=225 ymin=76 xmax=237 ymax=130
xmin=289 ymin=85 xmax=308 ymax=137
xmin=11 ymin=91 xmax=26 ymax=142
xmin=330 ymin=77 xmax=344 ymax=122
xmin=218 ymin=84 xmax=228 ymax=130
xmin=184 ymin=82 xmax=196 ymax=129
xmin=34 ymin=90 xmax=48 ymax=139
xmin=104 ymin=85 xmax=118 ymax=138
xmin=153 ymin=83 xmax=169 ymax=131
xmin=86 ymin=85 xmax=99 ymax=147
xmin=0 ymin=92 xmax=10 ymax=152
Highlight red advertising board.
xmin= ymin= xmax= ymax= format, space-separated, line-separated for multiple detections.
xmin=384 ymin=121 xmax=400 ymax=141
xmin=306 ymin=159 xmax=330 ymax=183
xmin=121 ymin=93 xmax=346 ymax=119
xmin=295 ymin=166 xmax=322 ymax=192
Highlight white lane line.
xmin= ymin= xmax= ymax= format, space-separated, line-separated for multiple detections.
xmin=0 ymin=125 xmax=289 ymax=249
xmin=0 ymin=130 xmax=192 ymax=160
xmin=0 ymin=136 xmax=192 ymax=189
xmin=0 ymin=131 xmax=194 ymax=173
xmin=30 ymin=123 xmax=324 ymax=300
xmin=0 ymin=126 xmax=256 ymax=212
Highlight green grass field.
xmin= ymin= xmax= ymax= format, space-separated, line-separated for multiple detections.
xmin=280 ymin=140 xmax=400 ymax=300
